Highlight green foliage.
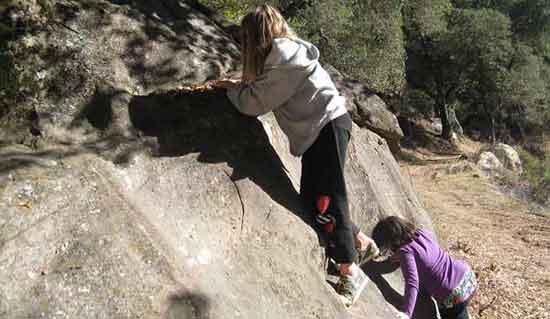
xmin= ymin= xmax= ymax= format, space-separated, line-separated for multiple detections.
xmin=458 ymin=9 xmax=549 ymax=141
xmin=404 ymin=4 xmax=550 ymax=142
xmin=518 ymin=148 xmax=550 ymax=204
xmin=508 ymin=0 xmax=550 ymax=48
xmin=397 ymin=89 xmax=435 ymax=117
xmin=502 ymin=44 xmax=547 ymax=132
xmin=198 ymin=0 xmax=256 ymax=23
xmin=198 ymin=0 xmax=301 ymax=23
xmin=458 ymin=9 xmax=514 ymax=134
xmin=452 ymin=0 xmax=550 ymax=57
xmin=199 ymin=0 xmax=407 ymax=96
xmin=402 ymin=0 xmax=452 ymax=39
xmin=291 ymin=0 xmax=407 ymax=95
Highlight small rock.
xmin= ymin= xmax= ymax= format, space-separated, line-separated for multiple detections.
xmin=17 ymin=182 xmax=35 ymax=200
xmin=450 ymin=132 xmax=459 ymax=145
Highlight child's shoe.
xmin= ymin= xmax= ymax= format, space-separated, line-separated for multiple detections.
xmin=336 ymin=266 xmax=369 ymax=307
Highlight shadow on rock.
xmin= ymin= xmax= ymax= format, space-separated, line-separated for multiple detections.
xmin=165 ymin=290 xmax=210 ymax=319
xmin=364 ymin=260 xmax=402 ymax=309
xmin=364 ymin=260 xmax=439 ymax=319
xmin=128 ymin=89 xmax=315 ymax=228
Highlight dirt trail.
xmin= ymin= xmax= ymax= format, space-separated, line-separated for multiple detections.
xmin=402 ymin=162 xmax=550 ymax=319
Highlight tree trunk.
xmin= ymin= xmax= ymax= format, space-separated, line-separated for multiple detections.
xmin=448 ymin=107 xmax=464 ymax=135
xmin=438 ymin=102 xmax=452 ymax=140
xmin=490 ymin=115 xmax=496 ymax=145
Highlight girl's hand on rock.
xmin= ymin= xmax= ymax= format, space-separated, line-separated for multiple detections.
xmin=208 ymin=79 xmax=241 ymax=89
xmin=355 ymin=231 xmax=377 ymax=253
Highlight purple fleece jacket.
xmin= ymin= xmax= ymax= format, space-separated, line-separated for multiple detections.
xmin=399 ymin=229 xmax=470 ymax=317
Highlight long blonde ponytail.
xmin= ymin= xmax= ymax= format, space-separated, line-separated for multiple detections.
xmin=240 ymin=5 xmax=296 ymax=83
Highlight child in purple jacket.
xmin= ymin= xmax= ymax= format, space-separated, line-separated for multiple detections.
xmin=372 ymin=216 xmax=477 ymax=319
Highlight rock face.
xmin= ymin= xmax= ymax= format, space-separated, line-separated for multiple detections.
xmin=0 ymin=0 xmax=240 ymax=145
xmin=0 ymin=1 xmax=434 ymax=318
xmin=477 ymin=151 xmax=504 ymax=173
xmin=493 ymin=143 xmax=523 ymax=174
xmin=325 ymin=65 xmax=404 ymax=154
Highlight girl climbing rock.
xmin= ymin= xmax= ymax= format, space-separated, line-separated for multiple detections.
xmin=210 ymin=4 xmax=378 ymax=307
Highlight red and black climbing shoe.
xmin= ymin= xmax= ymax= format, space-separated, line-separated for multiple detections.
xmin=315 ymin=195 xmax=336 ymax=233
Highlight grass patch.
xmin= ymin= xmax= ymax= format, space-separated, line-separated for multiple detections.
xmin=518 ymin=148 xmax=550 ymax=204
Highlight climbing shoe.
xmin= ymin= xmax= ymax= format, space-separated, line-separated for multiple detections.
xmin=336 ymin=267 xmax=369 ymax=307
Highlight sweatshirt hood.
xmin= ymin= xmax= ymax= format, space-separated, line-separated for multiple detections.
xmin=264 ymin=38 xmax=319 ymax=69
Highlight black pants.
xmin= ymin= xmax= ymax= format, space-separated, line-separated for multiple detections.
xmin=300 ymin=120 xmax=358 ymax=264
xmin=439 ymin=301 xmax=470 ymax=319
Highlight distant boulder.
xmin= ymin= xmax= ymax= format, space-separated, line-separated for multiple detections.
xmin=477 ymin=151 xmax=504 ymax=172
xmin=493 ymin=143 xmax=523 ymax=174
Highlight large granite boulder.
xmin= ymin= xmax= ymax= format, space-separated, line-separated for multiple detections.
xmin=0 ymin=88 xmax=434 ymax=319
xmin=0 ymin=1 xmax=433 ymax=318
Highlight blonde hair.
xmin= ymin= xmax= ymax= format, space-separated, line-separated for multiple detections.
xmin=240 ymin=4 xmax=296 ymax=83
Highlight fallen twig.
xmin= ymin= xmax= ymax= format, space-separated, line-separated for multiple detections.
xmin=16 ymin=202 xmax=32 ymax=209
xmin=478 ymin=296 xmax=497 ymax=317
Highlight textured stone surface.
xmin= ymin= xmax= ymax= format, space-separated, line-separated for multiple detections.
xmin=0 ymin=1 xmax=434 ymax=318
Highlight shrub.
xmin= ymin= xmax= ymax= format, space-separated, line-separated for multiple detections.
xmin=518 ymin=148 xmax=550 ymax=204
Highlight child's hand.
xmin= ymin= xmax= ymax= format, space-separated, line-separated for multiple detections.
xmin=208 ymin=79 xmax=241 ymax=89
xmin=355 ymin=231 xmax=379 ymax=256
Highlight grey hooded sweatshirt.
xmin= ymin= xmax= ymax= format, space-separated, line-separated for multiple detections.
xmin=227 ymin=37 xmax=348 ymax=156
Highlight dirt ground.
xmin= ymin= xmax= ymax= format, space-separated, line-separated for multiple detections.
xmin=401 ymin=161 xmax=550 ymax=319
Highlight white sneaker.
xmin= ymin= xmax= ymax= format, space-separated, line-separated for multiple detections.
xmin=336 ymin=267 xmax=369 ymax=307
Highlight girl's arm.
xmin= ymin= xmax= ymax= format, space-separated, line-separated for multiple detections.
xmin=209 ymin=79 xmax=241 ymax=89
xmin=226 ymin=67 xmax=306 ymax=117
xmin=399 ymin=249 xmax=420 ymax=318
